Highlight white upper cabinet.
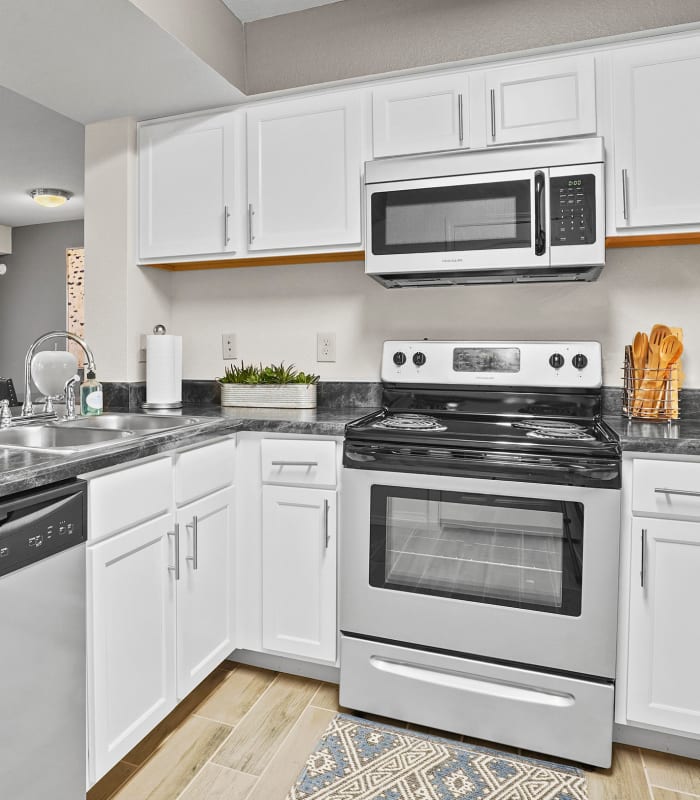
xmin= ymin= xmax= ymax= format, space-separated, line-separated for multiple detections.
xmin=627 ymin=517 xmax=700 ymax=736
xmin=139 ymin=112 xmax=236 ymax=259
xmin=372 ymin=74 xmax=469 ymax=157
xmin=246 ymin=92 xmax=364 ymax=251
xmin=613 ymin=37 xmax=700 ymax=229
xmin=484 ymin=55 xmax=596 ymax=146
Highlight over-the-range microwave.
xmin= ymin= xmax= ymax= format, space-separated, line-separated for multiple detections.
xmin=365 ymin=137 xmax=605 ymax=287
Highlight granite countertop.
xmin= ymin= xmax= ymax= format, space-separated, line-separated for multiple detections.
xmin=605 ymin=414 xmax=700 ymax=456
xmin=0 ymin=405 xmax=377 ymax=499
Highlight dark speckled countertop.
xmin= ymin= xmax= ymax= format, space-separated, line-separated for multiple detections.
xmin=0 ymin=405 xmax=377 ymax=499
xmin=4 ymin=404 xmax=700 ymax=499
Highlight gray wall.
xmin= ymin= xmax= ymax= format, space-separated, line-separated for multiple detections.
xmin=0 ymin=220 xmax=84 ymax=397
xmin=245 ymin=0 xmax=700 ymax=93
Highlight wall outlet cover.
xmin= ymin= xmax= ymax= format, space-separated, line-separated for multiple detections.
xmin=222 ymin=333 xmax=236 ymax=360
xmin=317 ymin=332 xmax=336 ymax=362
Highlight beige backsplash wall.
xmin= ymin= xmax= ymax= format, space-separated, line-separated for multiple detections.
xmin=169 ymin=245 xmax=700 ymax=388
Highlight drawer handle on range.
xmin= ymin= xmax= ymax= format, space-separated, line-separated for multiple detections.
xmin=640 ymin=527 xmax=647 ymax=588
xmin=270 ymin=460 xmax=318 ymax=468
xmin=185 ymin=515 xmax=199 ymax=571
xmin=369 ymin=657 xmax=574 ymax=707
xmin=323 ymin=498 xmax=330 ymax=549
xmin=489 ymin=89 xmax=496 ymax=139
xmin=168 ymin=523 xmax=180 ymax=581
xmin=457 ymin=93 xmax=464 ymax=144
xmin=654 ymin=487 xmax=700 ymax=497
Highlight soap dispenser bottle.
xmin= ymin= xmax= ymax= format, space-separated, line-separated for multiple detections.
xmin=80 ymin=370 xmax=103 ymax=416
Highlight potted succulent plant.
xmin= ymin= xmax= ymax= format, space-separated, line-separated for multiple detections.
xmin=218 ymin=361 xmax=320 ymax=408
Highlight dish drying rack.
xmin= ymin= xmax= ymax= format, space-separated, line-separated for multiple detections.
xmin=622 ymin=350 xmax=681 ymax=421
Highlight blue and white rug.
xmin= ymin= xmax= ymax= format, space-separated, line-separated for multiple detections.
xmin=286 ymin=713 xmax=587 ymax=800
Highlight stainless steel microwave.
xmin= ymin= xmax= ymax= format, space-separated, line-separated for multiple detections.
xmin=365 ymin=138 xmax=605 ymax=287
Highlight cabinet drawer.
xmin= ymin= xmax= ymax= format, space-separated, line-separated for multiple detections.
xmin=261 ymin=439 xmax=336 ymax=487
xmin=87 ymin=457 xmax=173 ymax=541
xmin=175 ymin=438 xmax=235 ymax=506
xmin=633 ymin=459 xmax=700 ymax=518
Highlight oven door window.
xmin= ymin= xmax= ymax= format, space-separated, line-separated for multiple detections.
xmin=370 ymin=486 xmax=583 ymax=616
xmin=371 ymin=179 xmax=531 ymax=255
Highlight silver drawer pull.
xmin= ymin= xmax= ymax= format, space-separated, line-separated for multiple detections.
xmin=168 ymin=523 xmax=180 ymax=581
xmin=185 ymin=515 xmax=198 ymax=571
xmin=271 ymin=460 xmax=318 ymax=468
xmin=640 ymin=527 xmax=647 ymax=588
xmin=621 ymin=169 xmax=629 ymax=222
xmin=490 ymin=89 xmax=496 ymax=139
xmin=457 ymin=93 xmax=464 ymax=144
xmin=323 ymin=498 xmax=330 ymax=549
xmin=654 ymin=488 xmax=700 ymax=498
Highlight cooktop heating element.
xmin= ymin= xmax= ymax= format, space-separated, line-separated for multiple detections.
xmin=372 ymin=413 xmax=448 ymax=432
xmin=512 ymin=419 xmax=596 ymax=442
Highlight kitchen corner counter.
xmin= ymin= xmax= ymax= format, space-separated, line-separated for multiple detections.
xmin=0 ymin=405 xmax=377 ymax=499
xmin=605 ymin=415 xmax=700 ymax=456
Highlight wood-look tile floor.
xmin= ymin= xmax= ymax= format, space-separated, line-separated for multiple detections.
xmin=88 ymin=661 xmax=700 ymax=800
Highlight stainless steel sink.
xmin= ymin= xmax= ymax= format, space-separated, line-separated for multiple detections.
xmin=63 ymin=413 xmax=203 ymax=432
xmin=0 ymin=425 xmax=133 ymax=452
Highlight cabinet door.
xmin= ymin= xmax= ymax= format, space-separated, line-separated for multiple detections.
xmin=613 ymin=38 xmax=700 ymax=228
xmin=627 ymin=518 xmax=700 ymax=735
xmin=139 ymin=112 xmax=236 ymax=259
xmin=246 ymin=92 xmax=363 ymax=250
xmin=485 ymin=55 xmax=596 ymax=146
xmin=262 ymin=485 xmax=337 ymax=662
xmin=176 ymin=488 xmax=235 ymax=698
xmin=88 ymin=514 xmax=176 ymax=782
xmin=372 ymin=74 xmax=469 ymax=157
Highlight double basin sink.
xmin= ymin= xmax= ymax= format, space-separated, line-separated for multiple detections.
xmin=0 ymin=414 xmax=206 ymax=454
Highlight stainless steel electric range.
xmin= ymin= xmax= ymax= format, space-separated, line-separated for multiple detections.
xmin=339 ymin=340 xmax=621 ymax=767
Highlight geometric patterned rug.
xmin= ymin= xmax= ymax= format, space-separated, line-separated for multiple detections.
xmin=285 ymin=713 xmax=587 ymax=800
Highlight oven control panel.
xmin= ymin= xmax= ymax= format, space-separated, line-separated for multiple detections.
xmin=382 ymin=341 xmax=602 ymax=388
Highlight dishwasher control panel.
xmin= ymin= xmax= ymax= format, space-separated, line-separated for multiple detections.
xmin=0 ymin=481 xmax=87 ymax=578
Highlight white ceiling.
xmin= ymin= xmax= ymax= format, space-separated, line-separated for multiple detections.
xmin=0 ymin=86 xmax=85 ymax=228
xmin=222 ymin=0 xmax=342 ymax=23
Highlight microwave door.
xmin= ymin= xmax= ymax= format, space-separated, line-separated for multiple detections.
xmin=366 ymin=169 xmax=546 ymax=277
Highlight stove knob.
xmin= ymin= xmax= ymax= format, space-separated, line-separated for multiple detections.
xmin=413 ymin=352 xmax=427 ymax=367
xmin=572 ymin=353 xmax=588 ymax=370
xmin=393 ymin=351 xmax=406 ymax=366
xmin=549 ymin=353 xmax=565 ymax=369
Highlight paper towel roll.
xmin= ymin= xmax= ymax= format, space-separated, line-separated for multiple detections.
xmin=146 ymin=334 xmax=182 ymax=406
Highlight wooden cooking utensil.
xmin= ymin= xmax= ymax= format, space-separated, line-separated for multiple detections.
xmin=631 ymin=331 xmax=649 ymax=415
xmin=651 ymin=335 xmax=684 ymax=413
xmin=636 ymin=324 xmax=673 ymax=415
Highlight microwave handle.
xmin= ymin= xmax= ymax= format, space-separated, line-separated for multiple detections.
xmin=534 ymin=171 xmax=546 ymax=257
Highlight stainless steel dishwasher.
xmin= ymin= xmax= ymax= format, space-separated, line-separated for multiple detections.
xmin=0 ymin=480 xmax=87 ymax=800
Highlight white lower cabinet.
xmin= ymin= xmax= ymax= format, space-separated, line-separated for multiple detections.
xmin=86 ymin=440 xmax=236 ymax=785
xmin=88 ymin=513 xmax=177 ymax=782
xmin=262 ymin=484 xmax=337 ymax=662
xmin=176 ymin=488 xmax=235 ymax=698
xmin=627 ymin=517 xmax=700 ymax=735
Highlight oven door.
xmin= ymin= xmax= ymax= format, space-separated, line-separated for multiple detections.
xmin=366 ymin=169 xmax=547 ymax=276
xmin=340 ymin=466 xmax=620 ymax=679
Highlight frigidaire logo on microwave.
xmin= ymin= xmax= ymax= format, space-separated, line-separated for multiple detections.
xmin=441 ymin=257 xmax=464 ymax=263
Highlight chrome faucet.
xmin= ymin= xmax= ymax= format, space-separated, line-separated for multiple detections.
xmin=21 ymin=331 xmax=97 ymax=418
xmin=62 ymin=374 xmax=82 ymax=422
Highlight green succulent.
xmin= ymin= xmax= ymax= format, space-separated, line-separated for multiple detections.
xmin=218 ymin=361 xmax=319 ymax=385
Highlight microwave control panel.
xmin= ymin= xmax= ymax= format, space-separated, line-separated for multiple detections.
xmin=550 ymin=174 xmax=596 ymax=246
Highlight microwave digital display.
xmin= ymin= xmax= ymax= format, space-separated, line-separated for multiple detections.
xmin=453 ymin=347 xmax=521 ymax=373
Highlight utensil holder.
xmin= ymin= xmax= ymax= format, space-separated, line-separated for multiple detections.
xmin=622 ymin=360 xmax=680 ymax=421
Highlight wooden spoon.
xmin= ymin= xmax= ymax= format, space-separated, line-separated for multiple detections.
xmin=651 ymin=335 xmax=684 ymax=413
xmin=631 ymin=331 xmax=648 ymax=401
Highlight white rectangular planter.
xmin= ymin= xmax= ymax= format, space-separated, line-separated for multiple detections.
xmin=218 ymin=383 xmax=317 ymax=409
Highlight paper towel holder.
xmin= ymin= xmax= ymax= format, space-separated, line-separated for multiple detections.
xmin=142 ymin=323 xmax=184 ymax=411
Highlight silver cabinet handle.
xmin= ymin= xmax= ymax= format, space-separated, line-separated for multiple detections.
xmin=185 ymin=515 xmax=198 ymax=571
xmin=323 ymin=498 xmax=330 ymax=549
xmin=655 ymin=487 xmax=700 ymax=497
xmin=248 ymin=203 xmax=255 ymax=244
xmin=457 ymin=93 xmax=464 ymax=145
xmin=621 ymin=169 xmax=629 ymax=222
xmin=489 ymin=89 xmax=496 ymax=140
xmin=224 ymin=204 xmax=231 ymax=245
xmin=168 ymin=523 xmax=180 ymax=581
xmin=270 ymin=460 xmax=318 ymax=468
xmin=640 ymin=527 xmax=647 ymax=588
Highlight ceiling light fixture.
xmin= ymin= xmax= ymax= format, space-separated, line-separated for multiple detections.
xmin=29 ymin=188 xmax=73 ymax=208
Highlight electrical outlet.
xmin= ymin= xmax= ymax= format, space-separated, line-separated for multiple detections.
xmin=317 ymin=332 xmax=336 ymax=362
xmin=222 ymin=333 xmax=236 ymax=360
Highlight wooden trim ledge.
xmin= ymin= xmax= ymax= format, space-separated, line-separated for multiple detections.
xmin=143 ymin=250 xmax=366 ymax=271
xmin=605 ymin=233 xmax=700 ymax=248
